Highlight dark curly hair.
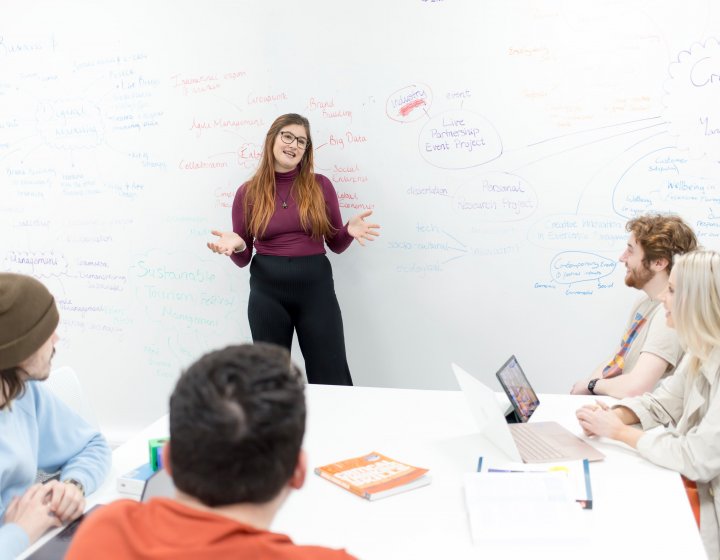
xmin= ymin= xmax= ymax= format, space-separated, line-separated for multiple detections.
xmin=169 ymin=343 xmax=306 ymax=506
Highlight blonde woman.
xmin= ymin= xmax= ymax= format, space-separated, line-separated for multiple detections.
xmin=208 ymin=114 xmax=379 ymax=386
xmin=577 ymin=249 xmax=720 ymax=558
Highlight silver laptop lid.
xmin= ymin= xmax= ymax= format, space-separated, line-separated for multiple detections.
xmin=452 ymin=363 xmax=522 ymax=462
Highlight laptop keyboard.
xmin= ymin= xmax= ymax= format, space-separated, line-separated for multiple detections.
xmin=510 ymin=423 xmax=565 ymax=461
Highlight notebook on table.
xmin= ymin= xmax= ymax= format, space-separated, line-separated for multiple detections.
xmin=26 ymin=468 xmax=175 ymax=559
xmin=452 ymin=359 xmax=604 ymax=463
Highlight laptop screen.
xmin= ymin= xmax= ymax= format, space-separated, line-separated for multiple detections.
xmin=495 ymin=355 xmax=540 ymax=423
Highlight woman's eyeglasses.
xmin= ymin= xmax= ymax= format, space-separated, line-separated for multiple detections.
xmin=279 ymin=130 xmax=309 ymax=150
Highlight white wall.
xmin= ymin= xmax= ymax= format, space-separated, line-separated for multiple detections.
xmin=2 ymin=0 xmax=719 ymax=441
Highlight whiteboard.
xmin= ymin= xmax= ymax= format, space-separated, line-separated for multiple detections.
xmin=2 ymin=0 xmax=719 ymax=441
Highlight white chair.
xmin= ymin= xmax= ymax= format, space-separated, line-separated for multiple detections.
xmin=44 ymin=366 xmax=100 ymax=430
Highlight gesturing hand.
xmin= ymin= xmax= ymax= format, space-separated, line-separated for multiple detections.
xmin=348 ymin=210 xmax=380 ymax=246
xmin=3 ymin=483 xmax=61 ymax=544
xmin=207 ymin=230 xmax=245 ymax=256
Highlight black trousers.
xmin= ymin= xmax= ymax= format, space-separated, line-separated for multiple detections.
xmin=248 ymin=254 xmax=353 ymax=385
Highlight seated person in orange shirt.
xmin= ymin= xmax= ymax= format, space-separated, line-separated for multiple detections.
xmin=66 ymin=343 xmax=357 ymax=560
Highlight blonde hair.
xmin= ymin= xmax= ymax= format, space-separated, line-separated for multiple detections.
xmin=243 ymin=113 xmax=334 ymax=240
xmin=672 ymin=249 xmax=720 ymax=375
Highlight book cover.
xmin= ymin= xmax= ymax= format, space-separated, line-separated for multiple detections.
xmin=315 ymin=452 xmax=431 ymax=501
xmin=477 ymin=456 xmax=593 ymax=509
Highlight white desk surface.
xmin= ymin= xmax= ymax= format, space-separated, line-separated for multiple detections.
xmin=23 ymin=385 xmax=708 ymax=560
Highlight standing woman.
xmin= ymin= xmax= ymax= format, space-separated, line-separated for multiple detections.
xmin=576 ymin=249 xmax=720 ymax=558
xmin=208 ymin=113 xmax=379 ymax=386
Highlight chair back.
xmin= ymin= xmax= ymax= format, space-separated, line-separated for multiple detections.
xmin=45 ymin=366 xmax=100 ymax=430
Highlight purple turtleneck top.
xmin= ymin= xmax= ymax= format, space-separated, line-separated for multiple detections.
xmin=229 ymin=167 xmax=353 ymax=268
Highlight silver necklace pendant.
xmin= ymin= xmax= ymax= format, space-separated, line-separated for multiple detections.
xmin=282 ymin=201 xmax=288 ymax=209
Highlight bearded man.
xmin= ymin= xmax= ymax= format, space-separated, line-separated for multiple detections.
xmin=571 ymin=215 xmax=697 ymax=398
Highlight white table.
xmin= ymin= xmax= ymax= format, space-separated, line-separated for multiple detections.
xmin=21 ymin=385 xmax=708 ymax=560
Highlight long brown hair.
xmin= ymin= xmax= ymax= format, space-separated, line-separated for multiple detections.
xmin=244 ymin=114 xmax=334 ymax=240
xmin=0 ymin=367 xmax=27 ymax=410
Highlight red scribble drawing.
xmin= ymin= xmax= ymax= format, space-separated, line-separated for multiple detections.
xmin=399 ymin=98 xmax=426 ymax=117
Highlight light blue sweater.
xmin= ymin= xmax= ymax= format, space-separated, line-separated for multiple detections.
xmin=0 ymin=380 xmax=111 ymax=559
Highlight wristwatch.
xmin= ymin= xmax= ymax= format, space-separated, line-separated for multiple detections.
xmin=63 ymin=478 xmax=85 ymax=496
xmin=587 ymin=378 xmax=599 ymax=395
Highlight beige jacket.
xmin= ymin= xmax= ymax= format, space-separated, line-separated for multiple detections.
xmin=619 ymin=348 xmax=720 ymax=560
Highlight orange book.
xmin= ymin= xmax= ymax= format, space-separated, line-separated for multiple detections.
xmin=315 ymin=452 xmax=431 ymax=500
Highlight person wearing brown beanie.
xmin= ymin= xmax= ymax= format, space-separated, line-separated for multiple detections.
xmin=0 ymin=273 xmax=111 ymax=559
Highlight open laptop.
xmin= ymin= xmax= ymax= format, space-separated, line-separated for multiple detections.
xmin=453 ymin=360 xmax=604 ymax=463
xmin=26 ymin=469 xmax=175 ymax=559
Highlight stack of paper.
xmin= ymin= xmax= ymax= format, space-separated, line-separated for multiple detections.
xmin=464 ymin=471 xmax=588 ymax=544
xmin=477 ymin=458 xmax=593 ymax=509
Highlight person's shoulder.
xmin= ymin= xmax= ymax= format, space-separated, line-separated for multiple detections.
xmin=627 ymin=293 xmax=655 ymax=316
xmin=631 ymin=292 xmax=651 ymax=307
xmin=81 ymin=499 xmax=141 ymax=527
xmin=71 ymin=500 xmax=140 ymax=542
xmin=66 ymin=501 xmax=141 ymax=559
xmin=647 ymin=302 xmax=671 ymax=324
xmin=23 ymin=380 xmax=89 ymax=424
xmin=262 ymin=529 xmax=356 ymax=560
xmin=25 ymin=380 xmax=45 ymax=398
xmin=283 ymin=544 xmax=357 ymax=560
xmin=309 ymin=547 xmax=357 ymax=560
xmin=11 ymin=380 xmax=44 ymax=417
xmin=314 ymin=173 xmax=338 ymax=200
xmin=641 ymin=295 xmax=673 ymax=329
xmin=236 ymin=181 xmax=251 ymax=195
xmin=314 ymin=173 xmax=334 ymax=189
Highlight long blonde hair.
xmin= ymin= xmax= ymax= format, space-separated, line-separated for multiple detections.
xmin=243 ymin=114 xmax=333 ymax=240
xmin=672 ymin=249 xmax=720 ymax=375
